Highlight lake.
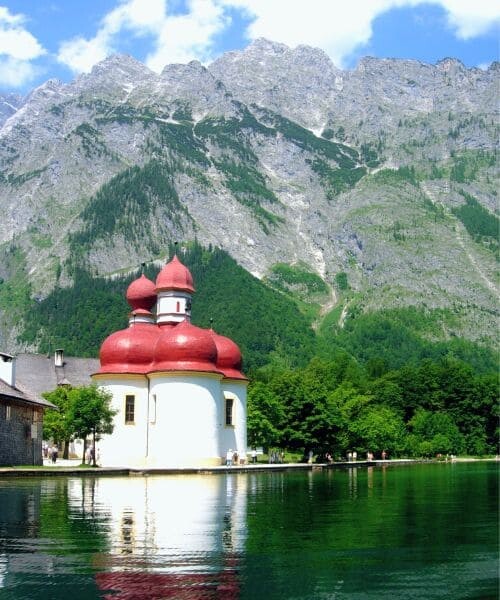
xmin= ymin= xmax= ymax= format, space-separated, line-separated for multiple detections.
xmin=0 ymin=462 xmax=497 ymax=599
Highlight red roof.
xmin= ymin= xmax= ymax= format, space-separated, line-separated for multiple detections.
xmin=97 ymin=323 xmax=161 ymax=374
xmin=210 ymin=330 xmax=247 ymax=380
xmin=153 ymin=320 xmax=221 ymax=374
xmin=126 ymin=274 xmax=157 ymax=311
xmin=155 ymin=255 xmax=195 ymax=293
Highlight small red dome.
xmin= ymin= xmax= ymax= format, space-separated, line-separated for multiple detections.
xmin=211 ymin=331 xmax=246 ymax=380
xmin=153 ymin=320 xmax=220 ymax=373
xmin=155 ymin=255 xmax=195 ymax=293
xmin=126 ymin=274 xmax=157 ymax=311
xmin=97 ymin=323 xmax=160 ymax=374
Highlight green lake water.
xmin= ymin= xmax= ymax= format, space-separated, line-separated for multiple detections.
xmin=0 ymin=462 xmax=497 ymax=599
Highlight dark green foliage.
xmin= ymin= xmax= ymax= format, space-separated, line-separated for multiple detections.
xmin=213 ymin=158 xmax=282 ymax=230
xmin=334 ymin=272 xmax=349 ymax=291
xmin=249 ymin=352 xmax=498 ymax=458
xmin=71 ymin=123 xmax=110 ymax=159
xmin=68 ymin=159 xmax=187 ymax=260
xmin=360 ymin=143 xmax=381 ymax=168
xmin=317 ymin=306 xmax=498 ymax=373
xmin=20 ymin=243 xmax=316 ymax=371
xmin=449 ymin=150 xmax=496 ymax=182
xmin=268 ymin=113 xmax=359 ymax=166
xmin=372 ymin=166 xmax=420 ymax=186
xmin=266 ymin=263 xmax=328 ymax=297
xmin=194 ymin=110 xmax=273 ymax=161
xmin=19 ymin=268 xmax=130 ymax=357
xmin=452 ymin=190 xmax=499 ymax=255
xmin=152 ymin=121 xmax=209 ymax=165
xmin=307 ymin=157 xmax=366 ymax=198
xmin=7 ymin=167 xmax=47 ymax=187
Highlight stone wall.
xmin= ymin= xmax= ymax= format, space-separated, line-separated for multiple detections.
xmin=0 ymin=400 xmax=43 ymax=466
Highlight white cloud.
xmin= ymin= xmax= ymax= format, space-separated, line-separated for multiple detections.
xmin=146 ymin=0 xmax=228 ymax=70
xmin=56 ymin=0 xmax=500 ymax=75
xmin=57 ymin=0 xmax=167 ymax=73
xmin=219 ymin=0 xmax=500 ymax=66
xmin=0 ymin=6 xmax=46 ymax=87
xmin=58 ymin=0 xmax=228 ymax=74
xmin=438 ymin=0 xmax=500 ymax=39
xmin=0 ymin=56 xmax=39 ymax=88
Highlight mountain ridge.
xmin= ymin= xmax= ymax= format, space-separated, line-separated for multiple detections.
xmin=0 ymin=39 xmax=497 ymax=353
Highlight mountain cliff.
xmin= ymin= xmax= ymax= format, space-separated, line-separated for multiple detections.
xmin=0 ymin=39 xmax=498 ymax=354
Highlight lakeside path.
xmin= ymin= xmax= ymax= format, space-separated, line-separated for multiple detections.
xmin=1 ymin=458 xmax=496 ymax=477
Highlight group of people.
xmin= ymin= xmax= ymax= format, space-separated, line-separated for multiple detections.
xmin=225 ymin=449 xmax=240 ymax=466
xmin=42 ymin=443 xmax=58 ymax=463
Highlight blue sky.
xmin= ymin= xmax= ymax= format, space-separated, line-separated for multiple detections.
xmin=0 ymin=0 xmax=498 ymax=93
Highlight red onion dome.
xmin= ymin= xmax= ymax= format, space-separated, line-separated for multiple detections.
xmin=152 ymin=320 xmax=220 ymax=373
xmin=210 ymin=330 xmax=247 ymax=380
xmin=126 ymin=274 xmax=157 ymax=311
xmin=97 ymin=323 xmax=160 ymax=374
xmin=155 ymin=255 xmax=195 ymax=293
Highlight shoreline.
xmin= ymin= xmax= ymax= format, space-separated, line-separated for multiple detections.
xmin=0 ymin=457 xmax=497 ymax=477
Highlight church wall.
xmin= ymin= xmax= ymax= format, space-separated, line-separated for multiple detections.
xmin=95 ymin=377 xmax=149 ymax=467
xmin=148 ymin=373 xmax=224 ymax=467
xmin=219 ymin=381 xmax=247 ymax=463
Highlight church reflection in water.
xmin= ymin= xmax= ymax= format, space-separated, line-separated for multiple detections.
xmin=71 ymin=474 xmax=248 ymax=599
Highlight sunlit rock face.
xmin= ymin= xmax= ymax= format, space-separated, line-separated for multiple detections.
xmin=0 ymin=40 xmax=498 ymax=351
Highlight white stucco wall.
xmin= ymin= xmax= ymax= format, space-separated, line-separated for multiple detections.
xmin=220 ymin=380 xmax=248 ymax=463
xmin=148 ymin=372 xmax=224 ymax=466
xmin=93 ymin=372 xmax=248 ymax=468
xmin=94 ymin=376 xmax=149 ymax=467
xmin=156 ymin=291 xmax=192 ymax=324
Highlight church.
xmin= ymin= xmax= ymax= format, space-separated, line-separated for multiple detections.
xmin=93 ymin=253 xmax=248 ymax=467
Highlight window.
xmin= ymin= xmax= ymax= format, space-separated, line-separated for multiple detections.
xmin=125 ymin=395 xmax=135 ymax=424
xmin=225 ymin=398 xmax=234 ymax=426
xmin=6 ymin=405 xmax=11 ymax=421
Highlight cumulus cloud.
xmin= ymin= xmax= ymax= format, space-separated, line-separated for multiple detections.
xmin=145 ymin=0 xmax=228 ymax=70
xmin=57 ymin=0 xmax=166 ymax=73
xmin=0 ymin=6 xmax=46 ymax=87
xmin=56 ymin=0 xmax=500 ymax=75
xmin=220 ymin=0 xmax=500 ymax=67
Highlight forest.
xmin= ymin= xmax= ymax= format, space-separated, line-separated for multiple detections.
xmin=19 ymin=242 xmax=498 ymax=458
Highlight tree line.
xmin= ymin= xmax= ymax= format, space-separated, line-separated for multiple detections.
xmin=248 ymin=353 xmax=498 ymax=459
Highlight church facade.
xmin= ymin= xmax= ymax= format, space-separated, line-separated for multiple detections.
xmin=93 ymin=254 xmax=248 ymax=467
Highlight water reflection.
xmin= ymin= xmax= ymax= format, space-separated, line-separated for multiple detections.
xmin=0 ymin=475 xmax=247 ymax=599
xmin=85 ymin=475 xmax=246 ymax=597
xmin=0 ymin=465 xmax=498 ymax=599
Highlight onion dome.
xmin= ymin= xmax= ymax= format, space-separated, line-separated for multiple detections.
xmin=152 ymin=320 xmax=220 ymax=373
xmin=210 ymin=330 xmax=247 ymax=380
xmin=126 ymin=274 xmax=157 ymax=311
xmin=97 ymin=323 xmax=160 ymax=374
xmin=155 ymin=255 xmax=195 ymax=293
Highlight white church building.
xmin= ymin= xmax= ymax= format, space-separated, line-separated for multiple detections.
xmin=93 ymin=254 xmax=248 ymax=467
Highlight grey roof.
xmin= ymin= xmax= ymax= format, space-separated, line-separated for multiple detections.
xmin=13 ymin=353 xmax=99 ymax=405
xmin=0 ymin=376 xmax=55 ymax=409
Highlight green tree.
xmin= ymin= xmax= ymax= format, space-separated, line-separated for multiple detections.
xmin=247 ymin=382 xmax=284 ymax=449
xmin=67 ymin=385 xmax=116 ymax=465
xmin=350 ymin=406 xmax=406 ymax=456
xmin=408 ymin=409 xmax=465 ymax=456
xmin=42 ymin=386 xmax=74 ymax=459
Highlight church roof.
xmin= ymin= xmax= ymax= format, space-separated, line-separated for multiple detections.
xmin=97 ymin=253 xmax=245 ymax=379
xmin=155 ymin=255 xmax=195 ymax=293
